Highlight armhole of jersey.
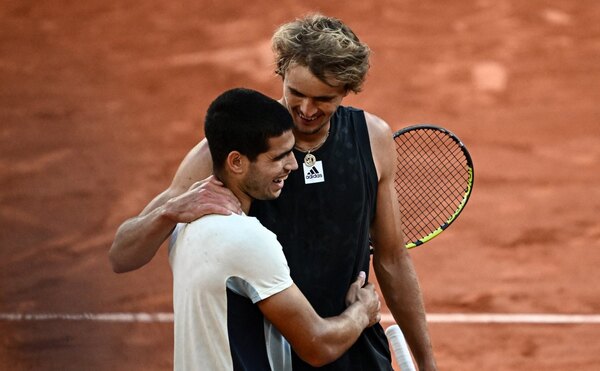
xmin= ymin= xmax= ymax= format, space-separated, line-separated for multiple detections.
xmin=354 ymin=110 xmax=378 ymax=181
xmin=227 ymin=277 xmax=293 ymax=370
xmin=353 ymin=108 xmax=379 ymax=220
xmin=226 ymin=276 xmax=260 ymax=302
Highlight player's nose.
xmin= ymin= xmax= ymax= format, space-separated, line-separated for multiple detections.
xmin=286 ymin=151 xmax=298 ymax=171
xmin=300 ymin=98 xmax=317 ymax=117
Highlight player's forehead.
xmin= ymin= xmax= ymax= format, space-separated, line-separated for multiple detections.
xmin=261 ymin=130 xmax=295 ymax=159
xmin=284 ymin=64 xmax=346 ymax=98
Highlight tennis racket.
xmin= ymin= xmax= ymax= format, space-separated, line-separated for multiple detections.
xmin=386 ymin=124 xmax=474 ymax=369
xmin=394 ymin=124 xmax=474 ymax=249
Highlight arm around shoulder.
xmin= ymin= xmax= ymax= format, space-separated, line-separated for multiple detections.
xmin=108 ymin=187 xmax=186 ymax=273
xmin=108 ymin=140 xmax=239 ymax=273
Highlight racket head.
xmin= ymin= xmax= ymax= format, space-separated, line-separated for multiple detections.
xmin=394 ymin=124 xmax=474 ymax=249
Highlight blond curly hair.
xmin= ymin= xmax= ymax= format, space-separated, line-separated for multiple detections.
xmin=272 ymin=14 xmax=371 ymax=93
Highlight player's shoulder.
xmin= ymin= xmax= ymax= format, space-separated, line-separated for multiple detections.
xmin=218 ymin=215 xmax=285 ymax=265
xmin=360 ymin=110 xmax=395 ymax=181
xmin=201 ymin=213 xmax=277 ymax=244
xmin=338 ymin=105 xmax=392 ymax=139
xmin=240 ymin=215 xmax=279 ymax=243
xmin=363 ymin=110 xmax=393 ymax=139
xmin=174 ymin=214 xmax=279 ymax=257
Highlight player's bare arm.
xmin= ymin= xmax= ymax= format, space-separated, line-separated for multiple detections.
xmin=365 ymin=112 xmax=438 ymax=371
xmin=109 ymin=139 xmax=241 ymax=273
xmin=257 ymin=272 xmax=380 ymax=367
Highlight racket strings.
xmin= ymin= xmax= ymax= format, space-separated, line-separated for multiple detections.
xmin=394 ymin=129 xmax=470 ymax=244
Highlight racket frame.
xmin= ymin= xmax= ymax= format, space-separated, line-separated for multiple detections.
xmin=393 ymin=124 xmax=474 ymax=249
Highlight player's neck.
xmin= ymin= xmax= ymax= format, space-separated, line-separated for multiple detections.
xmin=238 ymin=195 xmax=252 ymax=215
xmin=217 ymin=175 xmax=251 ymax=215
xmin=229 ymin=186 xmax=251 ymax=215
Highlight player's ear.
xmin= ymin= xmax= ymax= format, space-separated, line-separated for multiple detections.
xmin=226 ymin=151 xmax=247 ymax=175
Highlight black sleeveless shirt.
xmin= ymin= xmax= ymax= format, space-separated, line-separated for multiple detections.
xmin=250 ymin=106 xmax=393 ymax=370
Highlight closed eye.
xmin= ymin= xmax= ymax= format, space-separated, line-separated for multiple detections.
xmin=289 ymin=88 xmax=335 ymax=102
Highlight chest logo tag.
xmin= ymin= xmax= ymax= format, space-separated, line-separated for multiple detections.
xmin=303 ymin=161 xmax=325 ymax=184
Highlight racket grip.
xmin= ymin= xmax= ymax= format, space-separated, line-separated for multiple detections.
xmin=385 ymin=325 xmax=417 ymax=371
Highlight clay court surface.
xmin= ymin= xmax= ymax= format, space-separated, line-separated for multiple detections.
xmin=1 ymin=0 xmax=600 ymax=370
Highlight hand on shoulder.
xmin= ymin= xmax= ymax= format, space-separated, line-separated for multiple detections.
xmin=163 ymin=175 xmax=242 ymax=223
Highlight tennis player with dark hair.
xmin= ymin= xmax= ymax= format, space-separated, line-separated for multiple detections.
xmin=169 ymin=87 xmax=380 ymax=370
xmin=110 ymin=14 xmax=437 ymax=371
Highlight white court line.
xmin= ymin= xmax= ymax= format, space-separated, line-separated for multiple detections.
xmin=2 ymin=312 xmax=600 ymax=324
xmin=0 ymin=312 xmax=173 ymax=322
xmin=384 ymin=313 xmax=600 ymax=324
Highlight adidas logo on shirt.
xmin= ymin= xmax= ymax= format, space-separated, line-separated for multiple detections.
xmin=303 ymin=161 xmax=325 ymax=184
xmin=306 ymin=166 xmax=323 ymax=179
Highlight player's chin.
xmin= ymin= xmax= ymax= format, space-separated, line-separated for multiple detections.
xmin=293 ymin=116 xmax=326 ymax=134
xmin=269 ymin=188 xmax=283 ymax=199
xmin=256 ymin=187 xmax=281 ymax=201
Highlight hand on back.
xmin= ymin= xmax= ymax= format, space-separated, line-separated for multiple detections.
xmin=345 ymin=271 xmax=381 ymax=327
